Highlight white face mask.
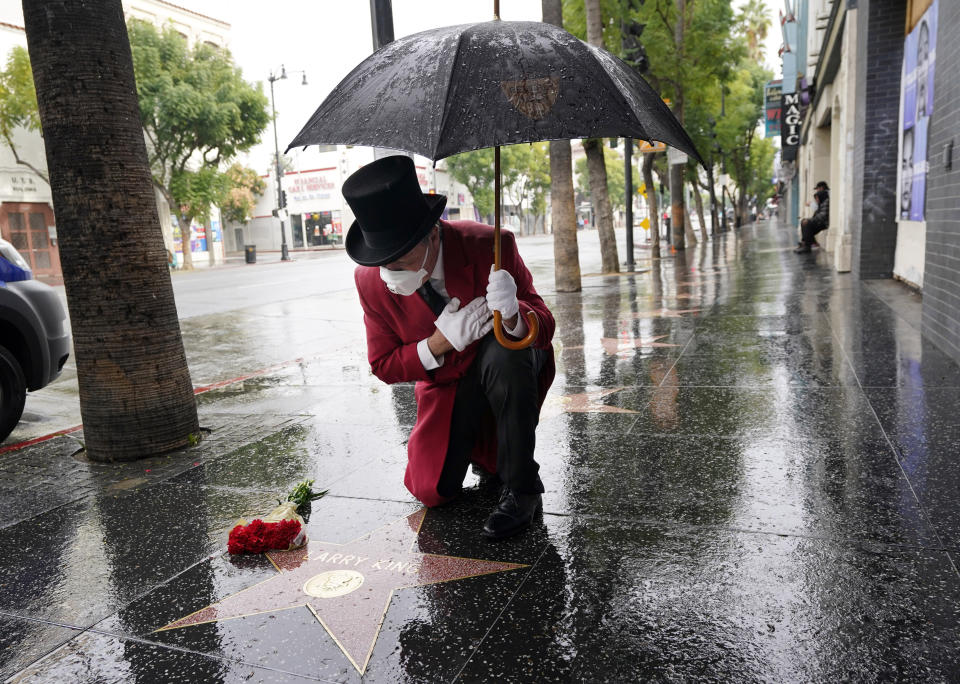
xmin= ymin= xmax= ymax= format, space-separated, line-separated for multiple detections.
xmin=379 ymin=242 xmax=430 ymax=296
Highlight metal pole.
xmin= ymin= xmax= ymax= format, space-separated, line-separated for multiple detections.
xmin=624 ymin=138 xmax=634 ymax=266
xmin=369 ymin=0 xmax=395 ymax=51
xmin=269 ymin=75 xmax=290 ymax=261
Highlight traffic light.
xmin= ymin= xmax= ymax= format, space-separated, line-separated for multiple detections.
xmin=280 ymin=190 xmax=287 ymax=208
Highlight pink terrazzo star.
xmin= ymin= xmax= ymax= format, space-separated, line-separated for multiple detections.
xmin=157 ymin=510 xmax=525 ymax=674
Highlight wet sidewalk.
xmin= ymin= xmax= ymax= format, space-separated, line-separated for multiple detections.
xmin=2 ymin=219 xmax=960 ymax=682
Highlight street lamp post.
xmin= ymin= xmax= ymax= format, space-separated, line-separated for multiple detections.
xmin=268 ymin=65 xmax=307 ymax=262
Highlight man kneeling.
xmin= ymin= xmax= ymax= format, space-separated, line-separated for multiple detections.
xmin=343 ymin=156 xmax=555 ymax=539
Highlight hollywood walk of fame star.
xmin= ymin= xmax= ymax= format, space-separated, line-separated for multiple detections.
xmin=539 ymin=387 xmax=637 ymax=419
xmin=157 ymin=510 xmax=526 ymax=674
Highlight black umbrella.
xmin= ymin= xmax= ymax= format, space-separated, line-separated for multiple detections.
xmin=288 ymin=19 xmax=699 ymax=161
xmin=289 ymin=15 xmax=701 ymax=349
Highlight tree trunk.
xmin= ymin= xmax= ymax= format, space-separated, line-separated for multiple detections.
xmin=584 ymin=0 xmax=604 ymax=46
xmin=549 ymin=141 xmax=581 ymax=291
xmin=669 ymin=0 xmax=686 ymax=251
xmin=178 ymin=212 xmax=195 ymax=270
xmin=684 ymin=206 xmax=697 ymax=246
xmin=670 ymin=161 xmax=685 ymax=250
xmin=583 ymin=138 xmax=619 ymax=272
xmin=23 ymin=0 xmax=199 ymax=461
xmin=691 ymin=173 xmax=706 ymax=242
xmin=543 ymin=0 xmax=581 ymax=291
xmin=706 ymin=165 xmax=719 ymax=236
xmin=642 ymin=152 xmax=660 ymax=260
xmin=582 ymin=1 xmax=618 ymax=273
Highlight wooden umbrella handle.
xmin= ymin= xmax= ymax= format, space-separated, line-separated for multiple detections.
xmin=493 ymin=310 xmax=540 ymax=349
xmin=493 ymin=145 xmax=538 ymax=350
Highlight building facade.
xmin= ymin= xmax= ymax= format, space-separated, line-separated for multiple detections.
xmin=0 ymin=0 xmax=231 ymax=277
xmin=783 ymin=0 xmax=960 ymax=364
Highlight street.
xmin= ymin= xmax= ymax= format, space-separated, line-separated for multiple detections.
xmin=6 ymin=231 xmax=575 ymax=446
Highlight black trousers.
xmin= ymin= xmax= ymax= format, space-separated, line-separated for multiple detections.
xmin=436 ymin=332 xmax=547 ymax=498
xmin=801 ymin=218 xmax=827 ymax=244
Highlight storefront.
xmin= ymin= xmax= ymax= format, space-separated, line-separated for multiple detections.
xmin=284 ymin=167 xmax=344 ymax=248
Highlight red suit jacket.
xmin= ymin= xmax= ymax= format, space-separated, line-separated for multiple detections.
xmin=354 ymin=220 xmax=556 ymax=507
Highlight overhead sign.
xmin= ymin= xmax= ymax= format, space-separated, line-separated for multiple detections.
xmin=667 ymin=147 xmax=688 ymax=165
xmin=764 ymin=80 xmax=782 ymax=137
xmin=638 ymin=140 xmax=667 ymax=154
xmin=781 ymin=91 xmax=800 ymax=161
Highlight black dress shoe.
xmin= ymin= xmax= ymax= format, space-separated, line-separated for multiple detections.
xmin=482 ymin=488 xmax=541 ymax=539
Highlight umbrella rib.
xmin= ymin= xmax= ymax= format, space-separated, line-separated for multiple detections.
xmin=432 ymin=28 xmax=469 ymax=161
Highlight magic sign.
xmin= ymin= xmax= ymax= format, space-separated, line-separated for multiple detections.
xmin=781 ymin=92 xmax=800 ymax=162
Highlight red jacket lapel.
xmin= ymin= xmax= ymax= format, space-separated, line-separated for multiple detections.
xmin=440 ymin=221 xmax=477 ymax=304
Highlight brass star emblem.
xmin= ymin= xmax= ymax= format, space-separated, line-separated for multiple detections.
xmin=157 ymin=510 xmax=525 ymax=674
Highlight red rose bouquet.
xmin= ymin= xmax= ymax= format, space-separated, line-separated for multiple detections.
xmin=227 ymin=479 xmax=327 ymax=555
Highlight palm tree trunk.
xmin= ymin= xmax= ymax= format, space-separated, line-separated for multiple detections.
xmin=642 ymin=152 xmax=660 ymax=260
xmin=584 ymin=0 xmax=604 ymax=46
xmin=583 ymin=139 xmax=620 ymax=272
xmin=582 ymin=0 xmax=619 ymax=273
xmin=542 ymin=0 xmax=581 ymax=291
xmin=23 ymin=0 xmax=199 ymax=461
xmin=549 ymin=141 xmax=581 ymax=291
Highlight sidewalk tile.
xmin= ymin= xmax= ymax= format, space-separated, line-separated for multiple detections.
xmin=457 ymin=517 xmax=960 ymax=682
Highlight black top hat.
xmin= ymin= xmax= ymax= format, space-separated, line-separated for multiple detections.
xmin=343 ymin=155 xmax=447 ymax=266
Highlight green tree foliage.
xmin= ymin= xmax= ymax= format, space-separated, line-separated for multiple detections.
xmin=630 ymin=0 xmax=741 ymax=115
xmin=128 ymin=19 xmax=269 ymax=268
xmin=503 ymin=143 xmax=550 ymax=225
xmin=220 ymin=163 xmax=266 ymax=225
xmin=0 ymin=46 xmax=46 ymax=182
xmin=716 ymin=61 xmax=772 ymax=217
xmin=446 ymin=144 xmax=551 ymax=225
xmin=446 ymin=148 xmax=495 ymax=219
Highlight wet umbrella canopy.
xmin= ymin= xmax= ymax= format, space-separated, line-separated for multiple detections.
xmin=287 ymin=20 xmax=701 ymax=163
xmin=289 ymin=17 xmax=701 ymax=350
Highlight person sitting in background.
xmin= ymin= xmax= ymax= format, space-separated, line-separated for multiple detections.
xmin=795 ymin=181 xmax=829 ymax=253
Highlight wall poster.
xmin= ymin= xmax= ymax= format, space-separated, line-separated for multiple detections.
xmin=899 ymin=0 xmax=937 ymax=222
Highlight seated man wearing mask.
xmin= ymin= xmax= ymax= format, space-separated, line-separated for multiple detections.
xmin=343 ymin=155 xmax=555 ymax=539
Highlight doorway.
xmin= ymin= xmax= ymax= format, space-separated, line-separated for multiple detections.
xmin=0 ymin=202 xmax=60 ymax=279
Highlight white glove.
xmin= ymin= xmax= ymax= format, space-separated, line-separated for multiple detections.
xmin=434 ymin=296 xmax=494 ymax=352
xmin=486 ymin=266 xmax=520 ymax=319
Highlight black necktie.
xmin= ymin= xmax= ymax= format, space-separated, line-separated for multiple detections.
xmin=418 ymin=280 xmax=447 ymax=316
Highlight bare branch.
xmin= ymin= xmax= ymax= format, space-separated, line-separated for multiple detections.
xmin=3 ymin=131 xmax=49 ymax=185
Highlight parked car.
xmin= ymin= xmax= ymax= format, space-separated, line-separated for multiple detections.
xmin=0 ymin=238 xmax=71 ymax=442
